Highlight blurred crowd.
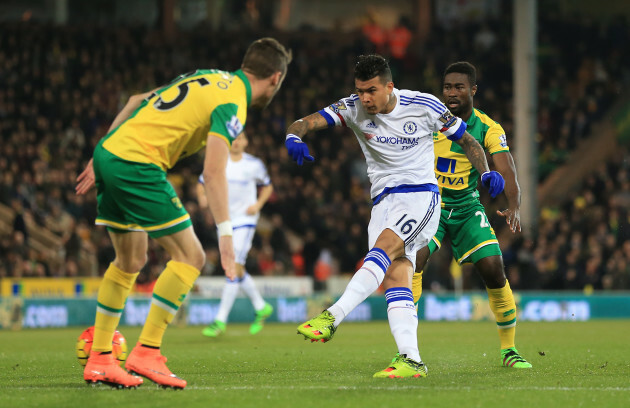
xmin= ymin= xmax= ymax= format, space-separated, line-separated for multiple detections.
xmin=0 ymin=7 xmax=629 ymax=292
xmin=508 ymin=147 xmax=630 ymax=291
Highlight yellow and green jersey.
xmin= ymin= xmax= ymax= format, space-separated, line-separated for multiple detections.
xmin=433 ymin=108 xmax=509 ymax=208
xmin=102 ymin=69 xmax=251 ymax=170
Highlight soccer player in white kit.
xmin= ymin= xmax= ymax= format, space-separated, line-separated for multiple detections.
xmin=285 ymin=55 xmax=505 ymax=378
xmin=198 ymin=132 xmax=275 ymax=337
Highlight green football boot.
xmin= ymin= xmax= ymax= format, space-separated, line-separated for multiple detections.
xmin=202 ymin=321 xmax=226 ymax=338
xmin=501 ymin=347 xmax=532 ymax=368
xmin=373 ymin=353 xmax=428 ymax=378
xmin=250 ymin=303 xmax=274 ymax=335
xmin=296 ymin=310 xmax=336 ymax=342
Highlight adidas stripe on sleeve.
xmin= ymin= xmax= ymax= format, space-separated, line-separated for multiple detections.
xmin=413 ymin=93 xmax=467 ymax=141
xmin=317 ymin=96 xmax=359 ymax=127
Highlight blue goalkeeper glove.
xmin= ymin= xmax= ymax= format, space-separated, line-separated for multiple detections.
xmin=481 ymin=171 xmax=505 ymax=198
xmin=285 ymin=134 xmax=314 ymax=166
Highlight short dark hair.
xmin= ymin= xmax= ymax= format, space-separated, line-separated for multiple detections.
xmin=242 ymin=37 xmax=293 ymax=79
xmin=444 ymin=61 xmax=477 ymax=86
xmin=354 ymin=54 xmax=392 ymax=84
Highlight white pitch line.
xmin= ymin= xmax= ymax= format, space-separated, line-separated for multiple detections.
xmin=184 ymin=385 xmax=630 ymax=392
xmin=5 ymin=385 xmax=630 ymax=392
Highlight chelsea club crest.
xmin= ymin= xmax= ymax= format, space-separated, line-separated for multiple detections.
xmin=403 ymin=121 xmax=418 ymax=135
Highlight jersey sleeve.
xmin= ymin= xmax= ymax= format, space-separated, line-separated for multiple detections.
xmin=317 ymin=96 xmax=357 ymax=127
xmin=209 ymin=103 xmax=244 ymax=146
xmin=484 ymin=122 xmax=510 ymax=154
xmin=419 ymin=93 xmax=467 ymax=141
xmin=255 ymin=159 xmax=271 ymax=186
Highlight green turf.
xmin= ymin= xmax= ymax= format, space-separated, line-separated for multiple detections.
xmin=1 ymin=320 xmax=628 ymax=408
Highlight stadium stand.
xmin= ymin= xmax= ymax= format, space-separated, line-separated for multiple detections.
xmin=0 ymin=7 xmax=628 ymax=292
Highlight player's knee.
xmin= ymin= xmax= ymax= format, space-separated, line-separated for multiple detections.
xmin=115 ymin=253 xmax=148 ymax=273
xmin=133 ymin=253 xmax=149 ymax=272
xmin=382 ymin=258 xmax=413 ymax=288
xmin=479 ymin=257 xmax=507 ymax=288
xmin=374 ymin=233 xmax=405 ymax=260
xmin=169 ymin=237 xmax=206 ymax=270
xmin=187 ymin=247 xmax=206 ymax=271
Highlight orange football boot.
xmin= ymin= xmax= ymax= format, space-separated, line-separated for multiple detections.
xmin=125 ymin=343 xmax=187 ymax=389
xmin=84 ymin=351 xmax=143 ymax=388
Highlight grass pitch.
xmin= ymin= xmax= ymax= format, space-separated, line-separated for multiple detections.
xmin=1 ymin=320 xmax=628 ymax=408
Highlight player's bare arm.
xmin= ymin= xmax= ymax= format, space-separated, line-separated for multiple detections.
xmin=195 ymin=182 xmax=208 ymax=209
xmin=492 ymin=151 xmax=522 ymax=233
xmin=247 ymin=184 xmax=274 ymax=215
xmin=202 ymin=137 xmax=231 ymax=223
xmin=203 ymin=136 xmax=236 ymax=279
xmin=112 ymin=91 xmax=155 ymax=130
xmin=454 ymin=131 xmax=490 ymax=174
xmin=286 ymin=112 xmax=330 ymax=138
xmin=75 ymin=90 xmax=156 ymax=195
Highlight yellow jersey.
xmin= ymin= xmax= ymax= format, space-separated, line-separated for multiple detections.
xmin=433 ymin=108 xmax=509 ymax=207
xmin=103 ymin=69 xmax=251 ymax=170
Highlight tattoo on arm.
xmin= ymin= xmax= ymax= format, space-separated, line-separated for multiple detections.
xmin=286 ymin=112 xmax=330 ymax=137
xmin=456 ymin=133 xmax=490 ymax=174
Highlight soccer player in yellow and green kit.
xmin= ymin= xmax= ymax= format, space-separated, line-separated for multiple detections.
xmin=413 ymin=62 xmax=531 ymax=368
xmin=75 ymin=38 xmax=292 ymax=388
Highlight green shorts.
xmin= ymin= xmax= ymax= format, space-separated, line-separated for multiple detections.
xmin=427 ymin=201 xmax=501 ymax=264
xmin=93 ymin=141 xmax=192 ymax=238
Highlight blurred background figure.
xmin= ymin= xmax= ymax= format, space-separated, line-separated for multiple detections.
xmin=0 ymin=0 xmax=628 ymax=295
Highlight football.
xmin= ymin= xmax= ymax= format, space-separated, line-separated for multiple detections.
xmin=75 ymin=326 xmax=128 ymax=367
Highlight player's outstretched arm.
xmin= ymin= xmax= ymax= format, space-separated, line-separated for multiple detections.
xmin=286 ymin=112 xmax=330 ymax=137
xmin=455 ymin=132 xmax=505 ymax=198
xmin=492 ymin=152 xmax=521 ymax=233
xmin=454 ymin=131 xmax=490 ymax=174
xmin=285 ymin=112 xmax=330 ymax=165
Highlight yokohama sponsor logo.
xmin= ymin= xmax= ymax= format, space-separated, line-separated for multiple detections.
xmin=373 ymin=136 xmax=420 ymax=146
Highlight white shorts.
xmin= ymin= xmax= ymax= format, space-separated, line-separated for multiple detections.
xmin=368 ymin=191 xmax=441 ymax=270
xmin=232 ymin=225 xmax=256 ymax=265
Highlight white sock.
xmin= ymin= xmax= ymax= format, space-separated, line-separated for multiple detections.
xmin=328 ymin=248 xmax=390 ymax=326
xmin=214 ymin=278 xmax=240 ymax=323
xmin=386 ymin=287 xmax=421 ymax=362
xmin=240 ymin=272 xmax=266 ymax=311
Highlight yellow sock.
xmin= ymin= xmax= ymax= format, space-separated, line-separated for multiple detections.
xmin=93 ymin=263 xmax=139 ymax=352
xmin=412 ymin=270 xmax=423 ymax=304
xmin=486 ymin=280 xmax=517 ymax=350
xmin=139 ymin=261 xmax=200 ymax=347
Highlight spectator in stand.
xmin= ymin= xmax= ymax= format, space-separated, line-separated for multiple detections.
xmin=388 ymin=17 xmax=413 ymax=60
xmin=387 ymin=16 xmax=413 ymax=77
xmin=361 ymin=10 xmax=387 ymax=54
xmin=1 ymin=13 xmax=629 ymax=292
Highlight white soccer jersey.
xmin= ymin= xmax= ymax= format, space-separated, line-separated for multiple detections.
xmin=199 ymin=152 xmax=271 ymax=228
xmin=318 ymin=88 xmax=465 ymax=199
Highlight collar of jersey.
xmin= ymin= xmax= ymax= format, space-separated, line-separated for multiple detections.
xmin=466 ymin=108 xmax=478 ymax=127
xmin=234 ymin=69 xmax=252 ymax=106
xmin=381 ymin=87 xmax=400 ymax=116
